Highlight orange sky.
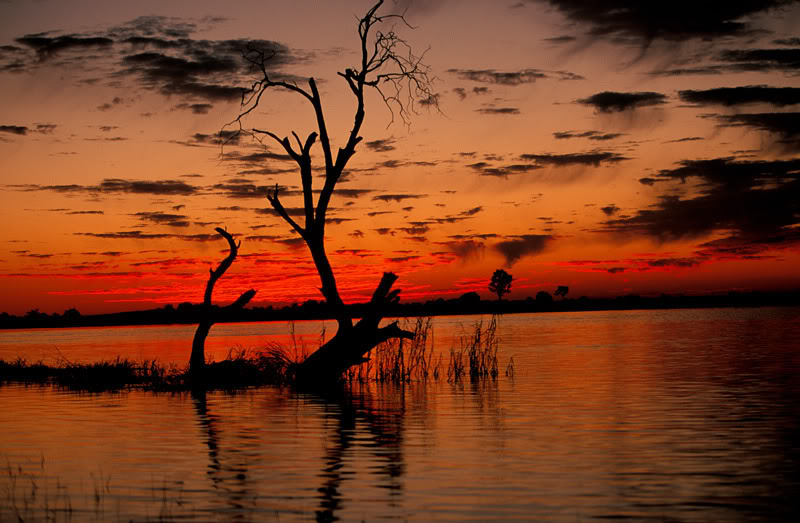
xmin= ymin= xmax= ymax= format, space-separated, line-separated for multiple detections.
xmin=1 ymin=1 xmax=799 ymax=315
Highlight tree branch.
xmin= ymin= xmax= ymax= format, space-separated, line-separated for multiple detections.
xmin=266 ymin=184 xmax=305 ymax=238
xmin=204 ymin=227 xmax=239 ymax=306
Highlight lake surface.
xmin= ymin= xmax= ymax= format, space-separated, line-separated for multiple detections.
xmin=2 ymin=307 xmax=799 ymax=521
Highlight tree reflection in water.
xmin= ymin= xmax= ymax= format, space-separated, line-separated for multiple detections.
xmin=192 ymin=390 xmax=258 ymax=516
xmin=313 ymin=388 xmax=405 ymax=522
xmin=191 ymin=386 xmax=407 ymax=522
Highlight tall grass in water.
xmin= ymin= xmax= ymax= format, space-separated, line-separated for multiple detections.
xmin=0 ymin=317 xmax=511 ymax=389
xmin=1 ymin=455 xmax=190 ymax=521
xmin=347 ymin=317 xmax=441 ymax=383
xmin=349 ymin=315 xmax=509 ymax=384
xmin=448 ymin=315 xmax=499 ymax=382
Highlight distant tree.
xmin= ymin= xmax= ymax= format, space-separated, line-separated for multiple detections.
xmin=459 ymin=291 xmax=481 ymax=304
xmin=24 ymin=308 xmax=46 ymax=320
xmin=555 ymin=286 xmax=569 ymax=299
xmin=489 ymin=269 xmax=513 ymax=301
xmin=535 ymin=290 xmax=553 ymax=306
xmin=63 ymin=307 xmax=81 ymax=319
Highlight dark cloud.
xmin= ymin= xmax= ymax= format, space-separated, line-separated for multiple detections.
xmin=600 ymin=157 xmax=800 ymax=255
xmin=419 ymin=94 xmax=440 ymax=107
xmin=18 ymin=253 xmax=54 ymax=259
xmin=134 ymin=211 xmax=190 ymax=227
xmin=245 ymin=234 xmax=281 ymax=242
xmin=334 ymin=188 xmax=375 ymax=199
xmin=715 ymin=112 xmax=800 ymax=151
xmin=600 ymin=204 xmax=620 ymax=216
xmin=98 ymin=178 xmax=197 ymax=195
xmin=399 ymin=225 xmax=430 ymax=236
xmin=466 ymin=161 xmax=542 ymax=178
xmin=444 ymin=240 xmax=485 ymax=262
xmin=0 ymin=125 xmax=28 ymax=135
xmin=519 ymin=151 xmax=628 ymax=166
xmin=212 ymin=180 xmax=272 ymax=199
xmin=97 ymin=97 xmax=124 ymax=111
xmin=33 ymin=123 xmax=57 ymax=134
xmin=447 ymin=68 xmax=547 ymax=85
xmin=679 ymin=86 xmax=800 ymax=107
xmin=16 ymin=34 xmax=113 ymax=60
xmin=364 ymin=138 xmax=396 ymax=152
xmin=449 ymin=233 xmax=500 ymax=240
xmin=663 ymin=136 xmax=704 ymax=144
xmin=386 ymin=255 xmax=421 ymax=263
xmin=67 ymin=210 xmax=104 ymax=215
xmin=76 ymin=231 xmax=173 ymax=240
xmin=225 ymin=150 xmax=292 ymax=163
xmin=256 ymin=206 xmax=306 ymax=217
xmin=187 ymin=130 xmax=240 ymax=146
xmin=121 ymin=51 xmax=243 ymax=101
xmin=9 ymin=178 xmax=199 ymax=196
xmin=717 ymin=47 xmax=800 ymax=73
xmin=543 ymin=35 xmax=578 ymax=44
xmin=477 ymin=107 xmax=521 ymax=115
xmin=349 ymin=230 xmax=365 ymax=238
xmin=494 ymin=234 xmax=553 ymax=267
xmin=372 ymin=194 xmax=426 ymax=203
xmin=4 ymin=17 xmax=303 ymax=105
xmin=696 ymin=230 xmax=800 ymax=258
xmin=577 ymin=91 xmax=667 ymax=113
xmin=276 ymin=237 xmax=306 ymax=250
xmin=529 ymin=1 xmax=796 ymax=45
xmin=175 ymin=102 xmax=213 ymax=114
xmin=553 ymin=130 xmax=624 ymax=141
xmin=646 ymin=257 xmax=704 ymax=268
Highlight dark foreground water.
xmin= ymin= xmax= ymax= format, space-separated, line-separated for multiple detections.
xmin=1 ymin=307 xmax=799 ymax=521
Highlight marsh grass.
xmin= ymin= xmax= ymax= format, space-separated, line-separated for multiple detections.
xmin=349 ymin=315 xmax=511 ymax=384
xmin=347 ymin=317 xmax=443 ymax=383
xmin=1 ymin=316 xmax=513 ymax=390
xmin=0 ymin=345 xmax=295 ymax=392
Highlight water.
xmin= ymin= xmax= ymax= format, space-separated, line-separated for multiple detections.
xmin=1 ymin=308 xmax=799 ymax=521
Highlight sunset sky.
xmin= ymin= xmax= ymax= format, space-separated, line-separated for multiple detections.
xmin=1 ymin=0 xmax=799 ymax=315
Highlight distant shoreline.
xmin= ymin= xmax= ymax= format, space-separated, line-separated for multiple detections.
xmin=2 ymin=290 xmax=798 ymax=331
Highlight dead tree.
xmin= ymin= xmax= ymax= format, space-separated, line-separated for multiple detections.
xmin=231 ymin=0 xmax=436 ymax=384
xmin=190 ymin=227 xmax=257 ymax=381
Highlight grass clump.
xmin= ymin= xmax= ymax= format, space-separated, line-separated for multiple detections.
xmin=348 ymin=317 xmax=442 ymax=383
xmin=449 ymin=314 xmax=500 ymax=382
xmin=0 ymin=346 xmax=297 ymax=392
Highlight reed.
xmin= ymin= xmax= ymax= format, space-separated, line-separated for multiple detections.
xmin=1 ymin=454 xmax=193 ymax=521
xmin=348 ymin=315 xmax=511 ymax=384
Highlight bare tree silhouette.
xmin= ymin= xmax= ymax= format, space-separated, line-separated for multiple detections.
xmin=229 ymin=0 xmax=437 ymax=384
xmin=190 ymin=228 xmax=256 ymax=382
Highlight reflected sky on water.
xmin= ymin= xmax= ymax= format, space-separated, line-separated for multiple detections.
xmin=2 ymin=307 xmax=799 ymax=520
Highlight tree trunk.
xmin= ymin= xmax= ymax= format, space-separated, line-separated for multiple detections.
xmin=295 ymin=272 xmax=414 ymax=385
xmin=189 ymin=228 xmax=256 ymax=385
